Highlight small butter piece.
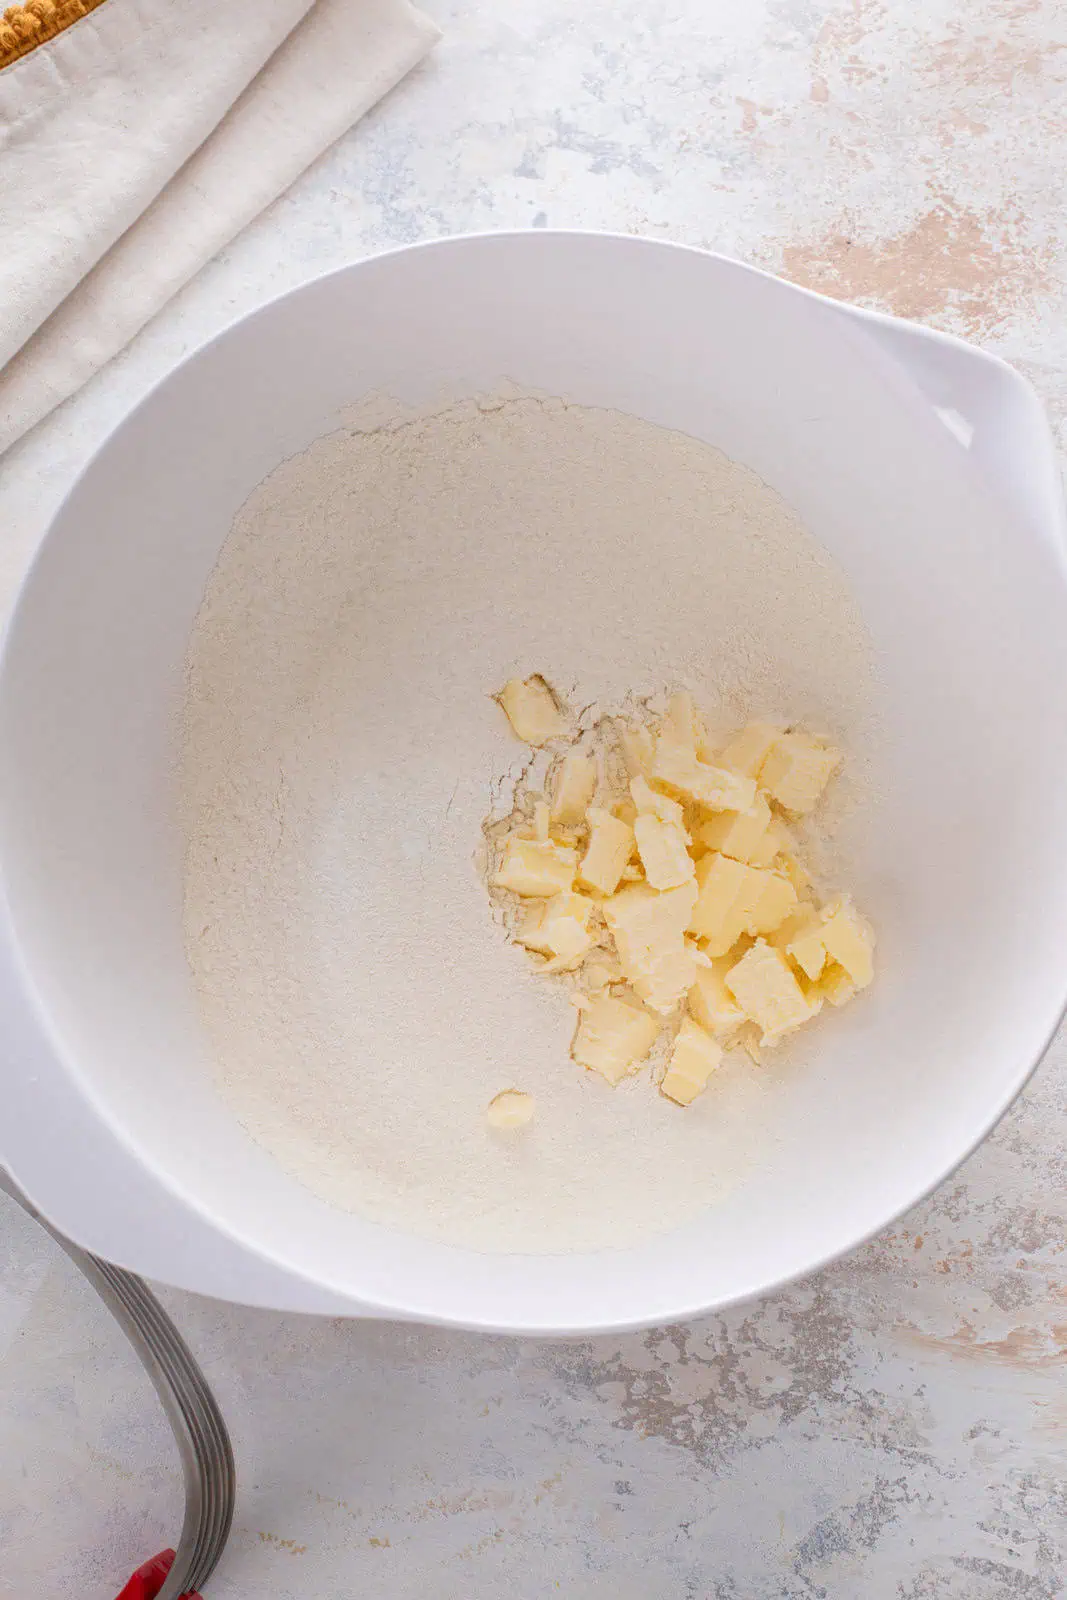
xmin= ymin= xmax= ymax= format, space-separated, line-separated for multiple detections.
xmin=660 ymin=1017 xmax=723 ymax=1105
xmin=651 ymin=738 xmax=757 ymax=813
xmin=687 ymin=854 xmax=797 ymax=954
xmin=719 ymin=721 xmax=784 ymax=779
xmin=633 ymin=813 xmax=695 ymax=891
xmin=695 ymin=792 xmax=775 ymax=866
xmin=749 ymin=870 xmax=798 ymax=936
xmin=533 ymin=800 xmax=550 ymax=843
xmin=767 ymin=818 xmax=809 ymax=891
xmin=578 ymin=807 xmax=634 ymax=897
xmin=580 ymin=954 xmax=623 ymax=993
xmin=487 ymin=1089 xmax=534 ymax=1129
xmin=687 ymin=852 xmax=749 ymax=948
xmin=516 ymin=891 xmax=595 ymax=970
xmin=819 ymin=895 xmax=875 ymax=988
xmin=603 ymin=880 xmax=699 ymax=1013
xmin=759 ymin=730 xmax=841 ymax=815
xmin=496 ymin=676 xmax=569 ymax=745
xmin=662 ymin=691 xmax=706 ymax=753
xmin=770 ymin=907 xmax=828 ymax=982
xmin=816 ymin=963 xmax=857 ymax=1007
xmin=620 ymin=722 xmax=655 ymax=777
xmin=725 ymin=939 xmax=815 ymax=1043
xmin=551 ymin=748 xmax=597 ymax=825
xmin=630 ymin=775 xmax=685 ymax=825
xmin=688 ymin=960 xmax=745 ymax=1035
xmin=572 ymin=995 xmax=659 ymax=1085
xmin=493 ymin=836 xmax=577 ymax=897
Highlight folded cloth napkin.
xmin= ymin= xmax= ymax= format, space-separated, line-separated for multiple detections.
xmin=0 ymin=0 xmax=439 ymax=454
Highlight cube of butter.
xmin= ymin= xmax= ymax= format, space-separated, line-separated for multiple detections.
xmin=688 ymin=959 xmax=745 ymax=1035
xmin=748 ymin=871 xmax=798 ymax=937
xmin=486 ymin=1089 xmax=534 ymax=1129
xmin=724 ymin=939 xmax=815 ymax=1044
xmin=819 ymin=895 xmax=875 ymax=988
xmin=695 ymin=792 xmax=775 ymax=866
xmin=759 ymin=730 xmax=840 ymax=815
xmin=630 ymin=775 xmax=685 ymax=826
xmin=515 ymin=891 xmax=595 ymax=970
xmin=770 ymin=907 xmax=828 ymax=981
xmin=580 ymin=954 xmax=624 ymax=993
xmin=620 ymin=722 xmax=655 ymax=777
xmin=550 ymin=748 xmax=597 ymax=825
xmin=493 ymin=836 xmax=577 ymax=897
xmin=660 ymin=1018 xmax=724 ymax=1106
xmin=816 ymin=963 xmax=857 ymax=1007
xmin=496 ymin=676 xmax=569 ymax=746
xmin=572 ymin=995 xmax=659 ymax=1085
xmin=687 ymin=854 xmax=797 ymax=955
xmin=766 ymin=817 xmax=809 ymax=891
xmin=603 ymin=880 xmax=699 ymax=1013
xmin=578 ymin=807 xmax=634 ymax=897
xmin=661 ymin=690 xmax=706 ymax=753
xmin=651 ymin=738 xmax=757 ymax=814
xmin=633 ymin=813 xmax=695 ymax=891
xmin=718 ymin=721 xmax=784 ymax=779
xmin=687 ymin=852 xmax=749 ymax=948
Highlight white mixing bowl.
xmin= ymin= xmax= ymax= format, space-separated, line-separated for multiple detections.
xmin=3 ymin=232 xmax=1066 ymax=1334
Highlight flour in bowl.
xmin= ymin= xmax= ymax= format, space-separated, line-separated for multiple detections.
xmin=180 ymin=394 xmax=877 ymax=1254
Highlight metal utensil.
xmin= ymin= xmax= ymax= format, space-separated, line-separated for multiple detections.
xmin=1 ymin=1171 xmax=234 ymax=1598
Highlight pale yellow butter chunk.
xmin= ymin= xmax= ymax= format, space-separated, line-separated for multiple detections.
xmin=633 ymin=813 xmax=695 ymax=891
xmin=578 ymin=807 xmax=634 ymax=897
xmin=662 ymin=691 xmax=706 ymax=753
xmin=651 ymin=737 xmax=757 ymax=814
xmin=819 ymin=896 xmax=875 ymax=989
xmin=533 ymin=801 xmax=550 ymax=843
xmin=493 ymin=836 xmax=577 ymax=897
xmin=724 ymin=939 xmax=815 ymax=1044
xmin=487 ymin=1089 xmax=534 ymax=1129
xmin=770 ymin=908 xmax=828 ymax=982
xmin=748 ymin=870 xmax=798 ymax=936
xmin=719 ymin=721 xmax=784 ymax=779
xmin=759 ymin=730 xmax=841 ymax=815
xmin=572 ymin=995 xmax=659 ymax=1085
xmin=767 ymin=817 xmax=809 ymax=891
xmin=516 ymin=892 xmax=595 ymax=971
xmin=660 ymin=1018 xmax=724 ymax=1106
xmin=603 ymin=880 xmax=699 ymax=1013
xmin=496 ymin=676 xmax=569 ymax=745
xmin=551 ymin=748 xmax=597 ymax=825
xmin=687 ymin=853 xmax=797 ymax=955
xmin=580 ymin=954 xmax=623 ymax=993
xmin=630 ymin=775 xmax=685 ymax=825
xmin=695 ymin=792 xmax=775 ymax=866
xmin=688 ymin=960 xmax=745 ymax=1036
xmin=687 ymin=851 xmax=749 ymax=949
xmin=620 ymin=722 xmax=655 ymax=777
xmin=816 ymin=964 xmax=857 ymax=1007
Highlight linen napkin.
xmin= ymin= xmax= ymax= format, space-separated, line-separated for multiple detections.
xmin=0 ymin=0 xmax=439 ymax=455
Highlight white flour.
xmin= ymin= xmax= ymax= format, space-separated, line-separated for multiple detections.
xmin=181 ymin=394 xmax=877 ymax=1254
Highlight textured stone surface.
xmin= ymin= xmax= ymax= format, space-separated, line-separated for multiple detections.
xmin=2 ymin=2 xmax=1065 ymax=1596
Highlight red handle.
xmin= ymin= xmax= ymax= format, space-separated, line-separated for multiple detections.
xmin=115 ymin=1549 xmax=201 ymax=1600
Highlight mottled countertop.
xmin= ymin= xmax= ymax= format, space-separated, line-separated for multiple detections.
xmin=2 ymin=3 xmax=1065 ymax=1597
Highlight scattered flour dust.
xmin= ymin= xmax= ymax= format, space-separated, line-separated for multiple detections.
xmin=180 ymin=393 xmax=877 ymax=1255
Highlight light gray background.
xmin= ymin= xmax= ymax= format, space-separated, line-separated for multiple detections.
xmin=2 ymin=2 xmax=1065 ymax=1596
